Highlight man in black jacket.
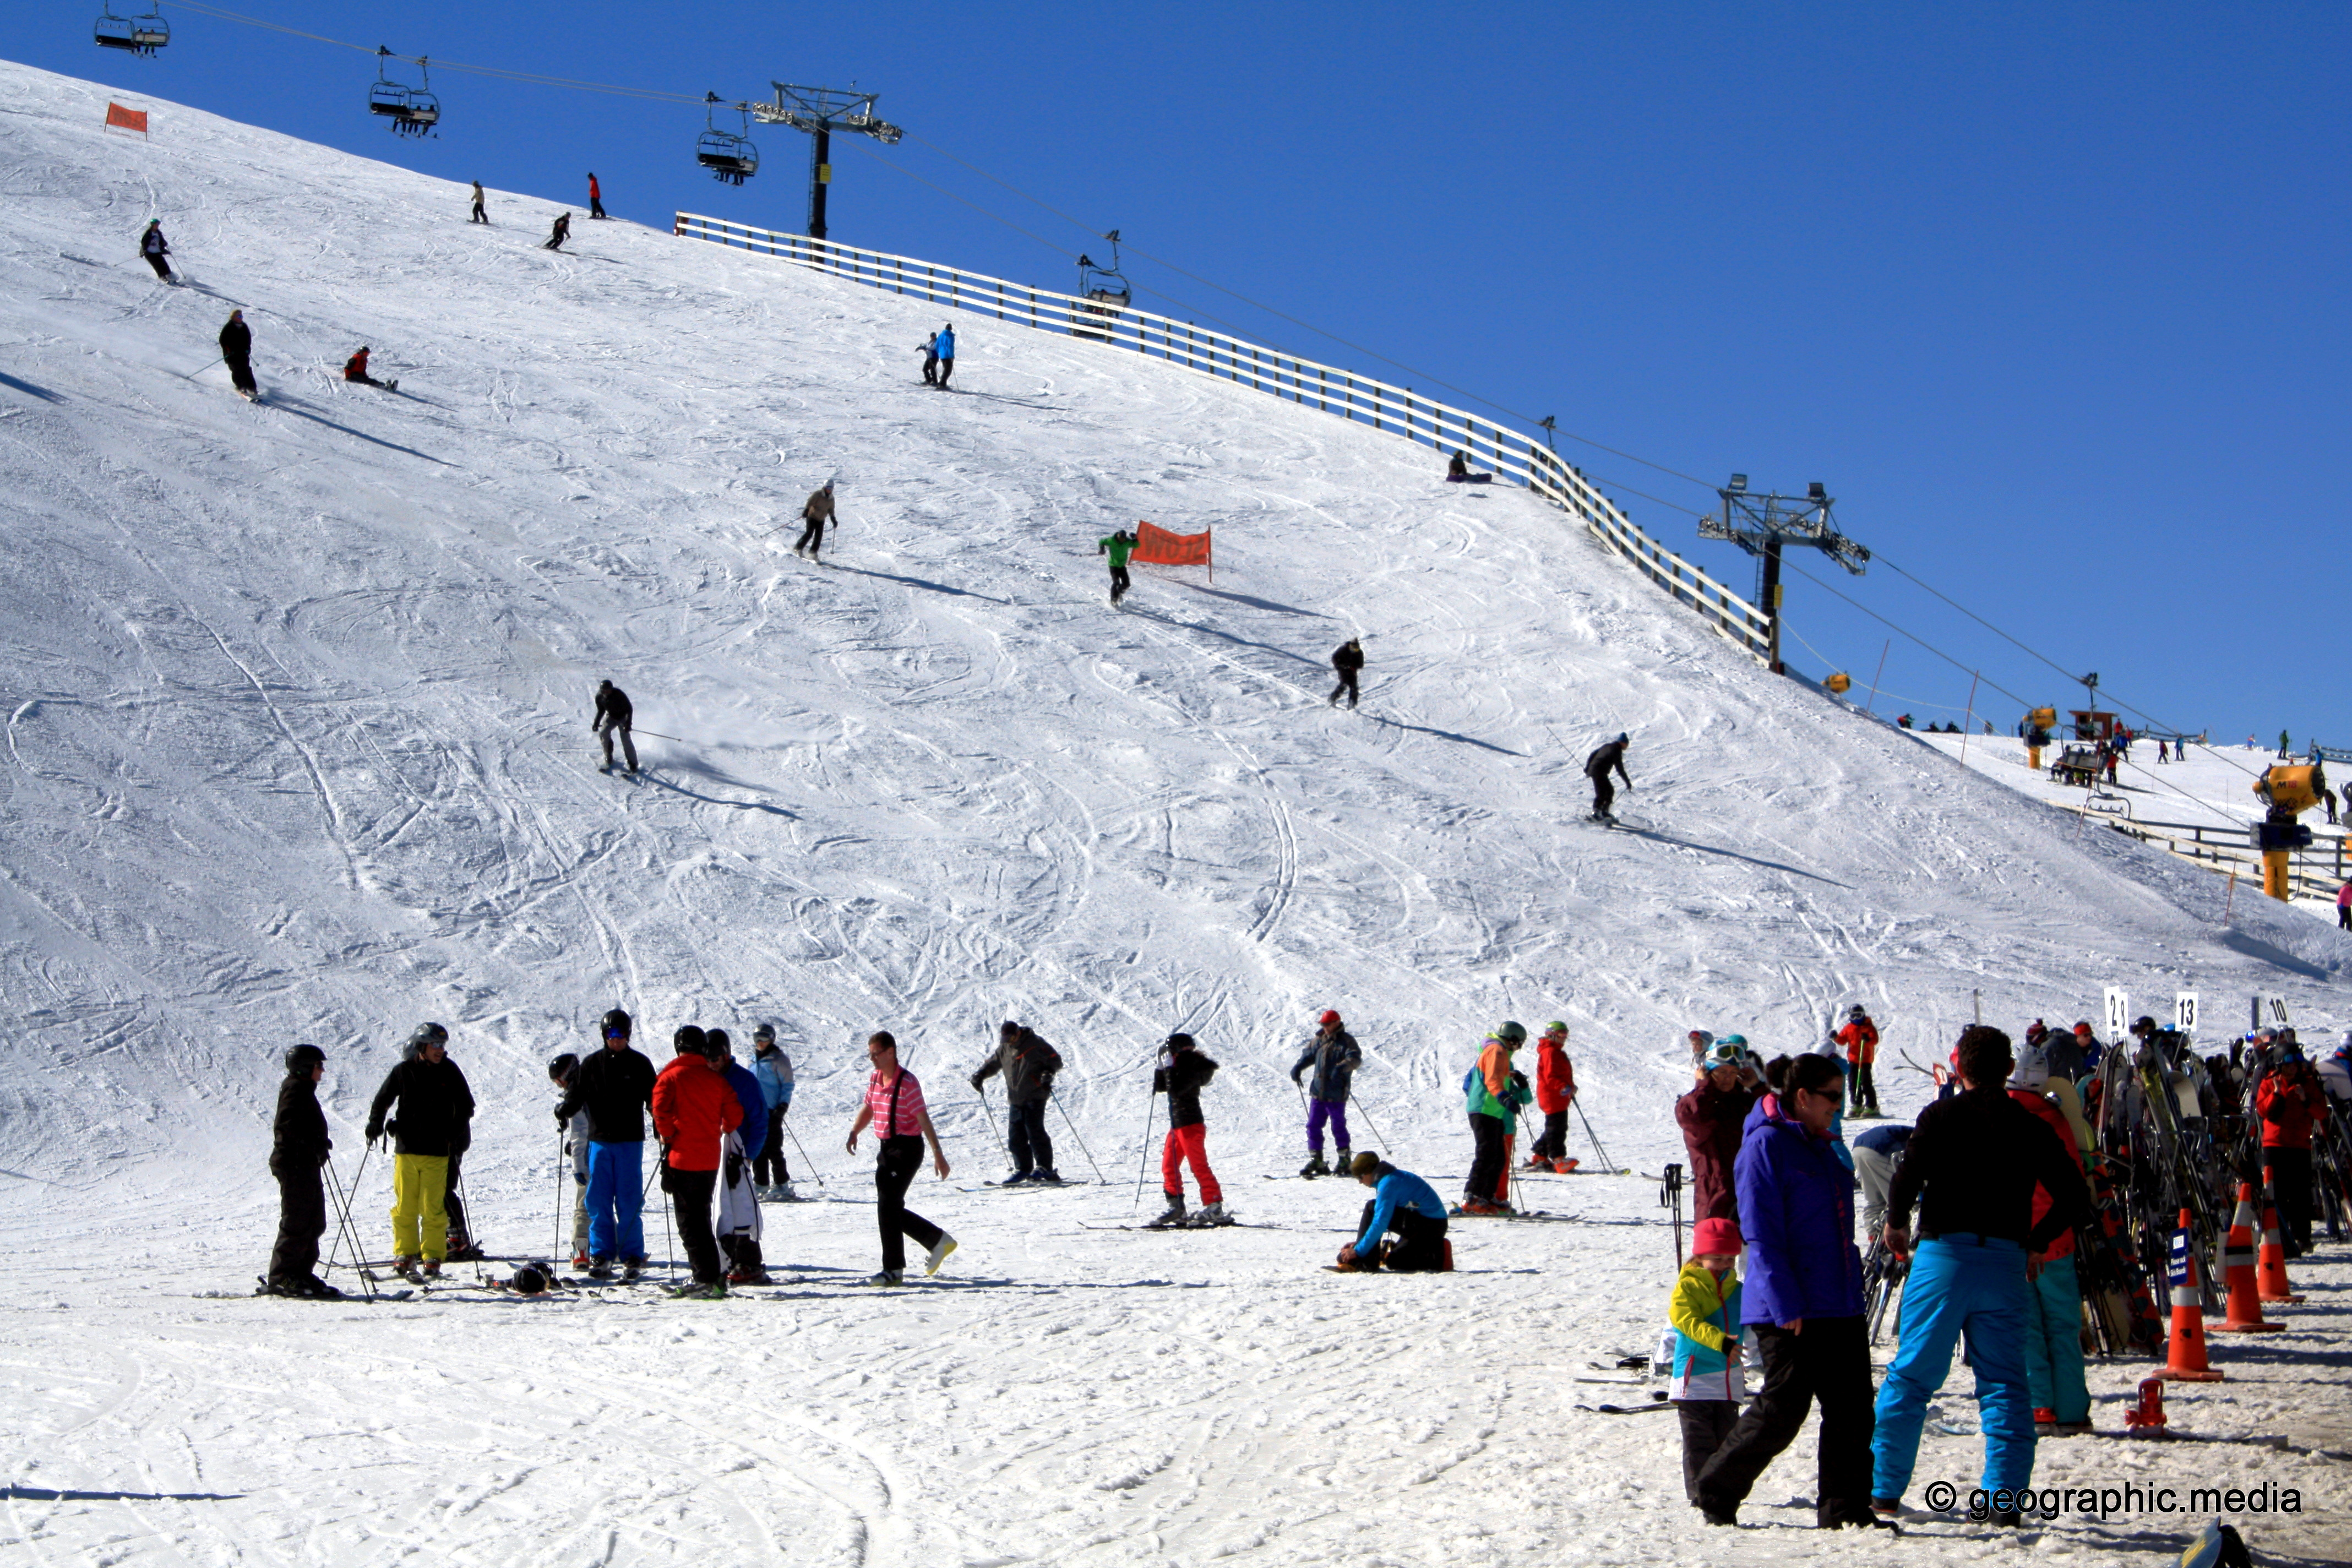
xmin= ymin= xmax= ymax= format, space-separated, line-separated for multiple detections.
xmin=556 ymin=1008 xmax=659 ymax=1277
xmin=366 ymin=1023 xmax=475 ymax=1278
xmin=972 ymin=1021 xmax=1065 ymax=1183
xmin=219 ymin=310 xmax=257 ymax=398
xmin=1329 ymin=639 xmax=1364 ymax=709
xmin=265 ymin=1044 xmax=339 ymax=1298
xmin=1586 ymin=732 xmax=1631 ymax=821
xmin=1153 ymin=1033 xmax=1224 ymax=1226
xmin=1870 ymin=1025 xmax=2092 ymax=1523
xmin=594 ymin=680 xmax=637 ymax=775
xmin=1290 ymin=1009 xmax=1362 ymax=1176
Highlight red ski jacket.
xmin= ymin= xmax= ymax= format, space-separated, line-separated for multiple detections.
xmin=2256 ymin=1064 xmax=2331 ymax=1150
xmin=1533 ymin=1041 xmax=1576 ymax=1114
xmin=651 ymin=1053 xmax=742 ymax=1172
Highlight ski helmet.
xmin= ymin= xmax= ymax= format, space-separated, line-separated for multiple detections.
xmin=509 ymin=1264 xmax=550 ymax=1295
xmin=600 ymin=1008 xmax=632 ymax=1041
xmin=1543 ymin=1020 xmax=1569 ymax=1037
xmin=753 ymin=1022 xmax=776 ymax=1044
xmin=1615 ymin=732 xmax=1629 ymax=745
xmin=405 ymin=1022 xmax=449 ymax=1058
xmin=674 ymin=1024 xmax=707 ymax=1057
xmin=1496 ymin=1020 xmax=1527 ymax=1044
xmin=285 ymin=1042 xmax=325 ymax=1073
xmin=2010 ymin=1044 xmax=2051 ymax=1091
xmin=1703 ymin=1039 xmax=1743 ymax=1069
xmin=1164 ymin=1032 xmax=1196 ymax=1052
xmin=1319 ymin=1009 xmax=1342 ymax=1028
xmin=548 ymin=1052 xmax=579 ymax=1082
xmin=1717 ymin=1033 xmax=1748 ymax=1049
xmin=703 ymin=1027 xmax=732 ymax=1061
xmin=1848 ymin=1004 xmax=1868 ymax=1020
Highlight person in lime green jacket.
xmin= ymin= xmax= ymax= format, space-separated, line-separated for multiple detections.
xmin=1461 ymin=1022 xmax=1532 ymax=1213
xmin=1669 ymin=1217 xmax=1749 ymax=1501
xmin=1097 ymin=529 xmax=1135 ymax=606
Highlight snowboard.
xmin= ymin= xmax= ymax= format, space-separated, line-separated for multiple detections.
xmin=1575 ymin=1400 xmax=1674 ymax=1415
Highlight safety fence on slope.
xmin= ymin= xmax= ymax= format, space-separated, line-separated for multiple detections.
xmin=2082 ymin=811 xmax=2349 ymax=905
xmin=673 ymin=213 xmax=1770 ymax=659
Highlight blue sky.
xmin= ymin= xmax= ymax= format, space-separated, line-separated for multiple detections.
xmin=10 ymin=3 xmax=2349 ymax=745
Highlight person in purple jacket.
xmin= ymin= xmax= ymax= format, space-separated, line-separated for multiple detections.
xmin=1691 ymin=1052 xmax=1891 ymax=1532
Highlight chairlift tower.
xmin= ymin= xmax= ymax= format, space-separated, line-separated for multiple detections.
xmin=1697 ymin=476 xmax=1869 ymax=676
xmin=752 ymin=84 xmax=902 ymax=241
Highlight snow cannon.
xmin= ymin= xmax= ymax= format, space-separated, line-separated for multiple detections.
xmin=1824 ymin=672 xmax=1852 ymax=696
xmin=2026 ymin=706 xmax=2057 ymax=770
xmin=2251 ymin=763 xmax=2325 ymax=901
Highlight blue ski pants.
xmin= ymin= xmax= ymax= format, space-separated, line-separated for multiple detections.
xmin=1871 ymin=1233 xmax=2037 ymax=1501
xmin=585 ymin=1139 xmax=646 ymax=1262
xmin=2022 ymin=1254 xmax=2089 ymax=1424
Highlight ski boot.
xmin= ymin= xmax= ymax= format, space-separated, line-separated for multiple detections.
xmin=668 ymin=1280 xmax=726 ymax=1300
xmin=1034 ymin=1168 xmax=1063 ymax=1185
xmin=446 ymin=1238 xmax=486 ymax=1262
xmin=727 ymin=1267 xmax=774 ymax=1287
xmin=299 ymin=1275 xmax=344 ymax=1300
xmin=1002 ymin=1170 xmax=1032 ymax=1186
xmin=863 ymin=1270 xmax=905 ymax=1286
xmin=1300 ymin=1153 xmax=1329 ymax=1179
xmin=393 ymin=1255 xmax=424 ymax=1284
xmin=571 ymin=1251 xmax=592 ymax=1271
xmin=1190 ymin=1201 xmax=1229 ymax=1228
xmin=421 ymin=1259 xmax=444 ymax=1279
xmin=1551 ymin=1158 xmax=1578 ymax=1174
xmin=620 ymin=1256 xmax=646 ymax=1283
xmin=1522 ymin=1151 xmax=1550 ymax=1170
xmin=1148 ymin=1192 xmax=1187 ymax=1228
xmin=772 ymin=1182 xmax=798 ymax=1202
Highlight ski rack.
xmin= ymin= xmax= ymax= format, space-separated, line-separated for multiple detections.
xmin=673 ymin=213 xmax=1773 ymax=662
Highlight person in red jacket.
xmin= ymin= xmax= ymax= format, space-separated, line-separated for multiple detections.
xmin=342 ymin=347 xmax=390 ymax=389
xmin=587 ymin=171 xmax=607 ymax=220
xmin=2008 ymin=1047 xmax=2091 ymax=1435
xmin=1675 ymin=1038 xmax=1761 ymax=1221
xmin=2256 ymin=1042 xmax=2332 ymax=1256
xmin=1834 ymin=1006 xmax=1881 ymax=1117
xmin=1524 ymin=1021 xmax=1579 ymax=1173
xmin=651 ymin=1024 xmax=743 ymax=1296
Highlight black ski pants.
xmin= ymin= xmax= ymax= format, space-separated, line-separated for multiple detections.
xmin=1465 ymin=1112 xmax=1508 ymax=1206
xmin=795 ymin=517 xmax=825 ymax=556
xmin=443 ymin=1150 xmax=469 ymax=1243
xmin=663 ymin=1163 xmax=724 ymax=1283
xmin=269 ymin=1162 xmax=326 ymax=1285
xmin=922 ymin=352 xmax=938 ymax=385
xmin=1677 ymin=1400 xmax=1740 ymax=1503
xmin=2264 ymin=1146 xmax=2317 ymax=1255
xmin=1008 ymin=1099 xmax=1053 ymax=1174
xmin=754 ymin=1107 xmax=791 ymax=1186
xmin=1591 ymin=773 xmax=1617 ymax=818
xmin=597 ymin=720 xmax=637 ymax=772
xmin=875 ymin=1134 xmax=944 ymax=1273
xmin=1356 ymin=1199 xmax=1449 ymax=1271
xmin=225 ymin=352 xmax=256 ymax=396
xmin=1329 ymin=669 xmax=1359 ymax=707
xmin=1536 ymin=1109 xmax=1569 ymax=1161
xmin=145 ymin=252 xmax=172 ymax=280
xmin=1693 ymin=1316 xmax=1876 ymax=1525
xmin=1852 ymin=1061 xmax=1879 ymax=1114
xmin=590 ymin=195 xmax=607 ymax=219
xmin=471 ymin=200 xmax=487 ymax=224
xmin=936 ymin=357 xmax=955 ymax=388
xmin=1109 ymin=564 xmax=1130 ymax=604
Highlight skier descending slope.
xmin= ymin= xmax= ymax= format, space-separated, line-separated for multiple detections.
xmin=219 ymin=310 xmax=258 ymax=399
xmin=469 ymin=181 xmax=488 ymax=224
xmin=1097 ymin=529 xmax=1135 ymax=607
xmin=544 ymin=211 xmax=573 ymax=251
xmin=971 ymin=1021 xmax=1064 ymax=1183
xmin=793 ymin=483 xmax=835 ymax=559
xmin=1328 ymin=638 xmax=1364 ymax=708
xmin=363 ymin=1023 xmax=475 ymax=1282
xmin=707 ymin=1029 xmax=772 ymax=1284
xmin=1291 ymin=1009 xmax=1361 ymax=1176
xmin=140 ymin=219 xmax=173 ymax=281
xmin=592 ymin=679 xmax=637 ymax=775
xmin=1586 ymin=732 xmax=1631 ymax=822
xmin=1152 ymin=1032 xmax=1227 ymax=1227
xmin=651 ymin=1025 xmax=741 ymax=1299
xmin=262 ymin=1043 xmax=341 ymax=1299
xmin=555 ymin=1009 xmax=657 ymax=1280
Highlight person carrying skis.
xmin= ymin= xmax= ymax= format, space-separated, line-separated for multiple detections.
xmin=971 ymin=1020 xmax=1065 ymax=1183
xmin=846 ymin=1030 xmax=956 ymax=1284
xmin=1153 ymin=1032 xmax=1224 ymax=1226
xmin=1676 ymin=1036 xmax=1761 ymax=1222
xmin=549 ymin=1052 xmax=592 ymax=1268
xmin=1336 ymin=1152 xmax=1449 ymax=1271
xmin=1835 ymin=1005 xmax=1882 ymax=1117
xmin=592 ymin=679 xmax=637 ymax=775
xmin=651 ymin=1025 xmax=742 ymax=1298
xmin=1097 ymin=529 xmax=1136 ymax=606
xmin=264 ymin=1043 xmax=341 ymax=1298
xmin=141 ymin=219 xmax=173 ymax=281
xmin=1461 ymin=1022 xmax=1532 ymax=1215
xmin=750 ymin=1024 xmax=796 ymax=1200
xmin=1290 ymin=1009 xmax=1362 ymax=1176
xmin=794 ymin=483 xmax=835 ymax=559
xmin=470 ymin=181 xmax=488 ymax=224
xmin=1585 ymin=732 xmax=1631 ymax=822
xmin=363 ymin=1022 xmax=475 ymax=1281
xmin=1328 ymin=638 xmax=1364 ymax=709
xmin=706 ymin=1029 xmax=770 ymax=1285
xmin=545 ymin=211 xmax=572 ymax=251
xmin=1868 ymin=1026 xmax=2090 ymax=1526
xmin=934 ymin=324 xmax=956 ymax=387
xmin=342 ymin=347 xmax=389 ymax=388
xmin=587 ymin=172 xmax=607 ymax=219
xmin=2007 ymin=1045 xmax=2092 ymax=1436
xmin=219 ymin=310 xmax=257 ymax=399
xmin=554 ymin=1008 xmax=658 ymax=1280
xmin=1526 ymin=1020 xmax=1577 ymax=1171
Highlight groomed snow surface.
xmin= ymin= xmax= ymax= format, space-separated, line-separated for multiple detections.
xmin=1 ymin=60 xmax=2346 ymax=1565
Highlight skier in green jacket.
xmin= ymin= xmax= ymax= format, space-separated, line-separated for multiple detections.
xmin=1097 ymin=529 xmax=1136 ymax=606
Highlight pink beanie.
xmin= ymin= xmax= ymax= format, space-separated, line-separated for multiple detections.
xmin=1692 ymin=1217 xmax=1744 ymax=1257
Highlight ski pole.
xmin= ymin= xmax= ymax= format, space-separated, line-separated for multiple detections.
xmin=1574 ymin=1097 xmax=1619 ymax=1173
xmin=321 ymin=1152 xmax=378 ymax=1299
xmin=454 ymin=1162 xmax=484 ymax=1283
xmin=554 ymin=1126 xmax=568 ymax=1262
xmin=1054 ymin=1096 xmax=1106 ymax=1183
xmin=330 ymin=1139 xmax=376 ymax=1278
xmin=1345 ymin=1090 xmax=1389 ymax=1158
xmin=657 ymin=1142 xmax=676 ymax=1286
xmin=1510 ymin=1106 xmax=1533 ymax=1212
xmin=976 ymin=1079 xmax=1004 ymax=1161
xmin=782 ymin=1111 xmax=825 ymax=1188
xmin=178 ymin=354 xmax=222 ymax=382
xmin=1133 ymin=1085 xmax=1158 ymax=1211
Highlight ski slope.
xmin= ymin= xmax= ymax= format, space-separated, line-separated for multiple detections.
xmin=1 ymin=60 xmax=2347 ymax=1566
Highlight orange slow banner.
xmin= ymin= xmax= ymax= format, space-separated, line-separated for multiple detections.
xmin=106 ymin=102 xmax=150 ymax=135
xmin=1130 ymin=521 xmax=1211 ymax=567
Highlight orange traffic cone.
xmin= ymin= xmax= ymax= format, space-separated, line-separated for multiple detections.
xmin=2256 ymin=1168 xmax=2305 ymax=1305
xmin=2159 ymin=1207 xmax=2225 ymax=1382
xmin=2214 ymin=1183 xmax=2285 ymax=1333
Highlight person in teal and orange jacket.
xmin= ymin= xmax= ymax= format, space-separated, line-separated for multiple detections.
xmin=1461 ymin=1022 xmax=1533 ymax=1213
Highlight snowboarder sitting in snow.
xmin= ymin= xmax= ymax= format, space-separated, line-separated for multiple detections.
xmin=1291 ymin=1009 xmax=1362 ymax=1176
xmin=342 ymin=347 xmax=390 ymax=389
xmin=545 ymin=211 xmax=572 ymax=251
xmin=219 ymin=310 xmax=258 ymax=399
xmin=1668 ymin=1217 xmax=1747 ymax=1501
xmin=1526 ymin=1020 xmax=1577 ymax=1171
xmin=264 ymin=1043 xmax=341 ymax=1298
xmin=1097 ymin=529 xmax=1136 ymax=606
xmin=592 ymin=679 xmax=637 ymax=775
xmin=1585 ymin=731 xmax=1630 ymax=821
xmin=1153 ymin=1033 xmax=1224 ymax=1226
xmin=972 ymin=1021 xmax=1065 ymax=1183
xmin=1329 ymin=638 xmax=1364 ymax=709
xmin=794 ymin=484 xmax=835 ymax=559
xmin=1336 ymin=1153 xmax=1449 ymax=1271
xmin=1444 ymin=449 xmax=1491 ymax=484
xmin=140 ymin=220 xmax=173 ymax=281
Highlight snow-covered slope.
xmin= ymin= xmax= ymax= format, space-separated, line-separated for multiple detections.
xmin=2 ymin=62 xmax=2348 ymax=1566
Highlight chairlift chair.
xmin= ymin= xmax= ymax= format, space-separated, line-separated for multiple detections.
xmin=369 ymin=48 xmax=440 ymax=137
xmin=95 ymin=2 xmax=168 ymax=55
xmin=1073 ymin=230 xmax=1130 ymax=340
xmin=696 ymin=95 xmax=760 ymax=184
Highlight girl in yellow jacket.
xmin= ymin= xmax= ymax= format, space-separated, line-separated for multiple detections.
xmin=1668 ymin=1217 xmax=1749 ymax=1502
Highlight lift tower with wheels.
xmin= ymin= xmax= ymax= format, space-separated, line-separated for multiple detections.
xmin=1698 ymin=476 xmax=1870 ymax=675
xmin=752 ymin=84 xmax=902 ymax=241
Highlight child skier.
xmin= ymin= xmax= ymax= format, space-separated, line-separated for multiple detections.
xmin=1526 ymin=1020 xmax=1578 ymax=1171
xmin=1290 ymin=1009 xmax=1361 ymax=1176
xmin=549 ymin=1052 xmax=592 ymax=1268
xmin=1668 ymin=1217 xmax=1747 ymax=1502
xmin=750 ymin=1025 xmax=795 ymax=1200
xmin=1152 ymin=1032 xmax=1224 ymax=1227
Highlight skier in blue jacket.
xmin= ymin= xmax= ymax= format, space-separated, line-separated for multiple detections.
xmin=709 ymin=1030 xmax=772 ymax=1284
xmin=1336 ymin=1153 xmax=1448 ymax=1271
xmin=751 ymin=1025 xmax=795 ymax=1199
xmin=1691 ymin=1052 xmax=1886 ymax=1531
xmin=934 ymin=324 xmax=956 ymax=387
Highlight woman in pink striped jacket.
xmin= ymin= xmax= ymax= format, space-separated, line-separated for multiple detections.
xmin=846 ymin=1031 xmax=956 ymax=1286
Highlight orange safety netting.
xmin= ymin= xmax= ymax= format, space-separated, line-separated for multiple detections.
xmin=1131 ymin=521 xmax=1211 ymax=567
xmin=105 ymin=102 xmax=149 ymax=135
